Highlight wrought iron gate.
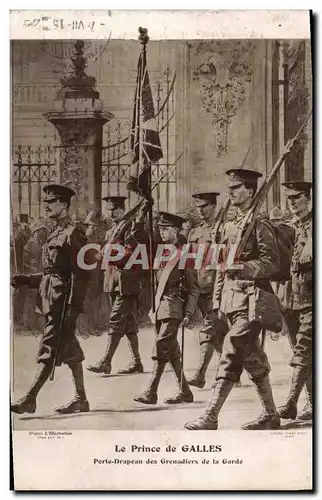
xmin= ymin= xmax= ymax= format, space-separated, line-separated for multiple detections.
xmin=12 ymin=144 xmax=57 ymax=219
xmin=12 ymin=66 xmax=176 ymax=219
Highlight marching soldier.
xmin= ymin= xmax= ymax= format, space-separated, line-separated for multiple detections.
xmin=87 ymin=196 xmax=146 ymax=375
xmin=14 ymin=213 xmax=31 ymax=272
xmin=12 ymin=214 xmax=32 ymax=331
xmin=277 ymin=181 xmax=312 ymax=421
xmin=187 ymin=193 xmax=228 ymax=388
xmin=81 ymin=210 xmax=109 ymax=335
xmin=134 ymin=212 xmax=200 ymax=404
xmin=185 ymin=169 xmax=282 ymax=430
xmin=11 ymin=184 xmax=90 ymax=415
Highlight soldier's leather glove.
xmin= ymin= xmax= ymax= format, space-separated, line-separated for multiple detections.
xmin=11 ymin=274 xmax=30 ymax=288
xmin=182 ymin=314 xmax=192 ymax=327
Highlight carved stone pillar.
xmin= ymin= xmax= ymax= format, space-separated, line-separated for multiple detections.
xmin=251 ymin=40 xmax=274 ymax=211
xmin=175 ymin=41 xmax=192 ymax=212
xmin=303 ymin=40 xmax=312 ymax=182
xmin=44 ymin=40 xmax=113 ymax=217
xmin=283 ymin=40 xmax=309 ymax=181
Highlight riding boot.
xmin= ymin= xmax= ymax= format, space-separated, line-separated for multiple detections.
xmin=55 ymin=362 xmax=90 ymax=414
xmin=134 ymin=360 xmax=166 ymax=405
xmin=184 ymin=378 xmax=234 ymax=430
xmin=164 ymin=358 xmax=193 ymax=404
xmin=298 ymin=370 xmax=313 ymax=420
xmin=11 ymin=363 xmax=52 ymax=414
xmin=242 ymin=375 xmax=280 ymax=430
xmin=187 ymin=342 xmax=215 ymax=388
xmin=87 ymin=335 xmax=121 ymax=374
xmin=277 ymin=366 xmax=309 ymax=420
xmin=118 ymin=333 xmax=144 ymax=374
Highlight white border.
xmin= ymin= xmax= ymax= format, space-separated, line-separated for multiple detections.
xmin=2 ymin=2 xmax=320 ymax=498
xmin=10 ymin=10 xmax=310 ymax=40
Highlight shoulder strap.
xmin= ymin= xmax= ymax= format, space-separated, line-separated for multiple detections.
xmin=155 ymin=253 xmax=182 ymax=311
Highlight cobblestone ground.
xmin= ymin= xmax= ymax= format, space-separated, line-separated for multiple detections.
xmin=11 ymin=327 xmax=311 ymax=431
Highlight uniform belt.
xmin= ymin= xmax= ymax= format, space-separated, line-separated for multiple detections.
xmin=43 ymin=268 xmax=70 ymax=279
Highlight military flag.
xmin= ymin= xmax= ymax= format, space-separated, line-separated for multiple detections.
xmin=127 ymin=29 xmax=163 ymax=198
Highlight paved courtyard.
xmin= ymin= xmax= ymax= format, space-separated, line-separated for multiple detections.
xmin=11 ymin=326 xmax=311 ymax=431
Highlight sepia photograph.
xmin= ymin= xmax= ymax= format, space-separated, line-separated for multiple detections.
xmin=9 ymin=9 xmax=313 ymax=490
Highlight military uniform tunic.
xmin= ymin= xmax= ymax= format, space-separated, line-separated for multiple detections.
xmin=279 ymin=213 xmax=312 ymax=369
xmin=152 ymin=243 xmax=200 ymax=362
xmin=213 ymin=212 xmax=281 ymax=382
xmin=189 ymin=219 xmax=228 ymax=349
xmin=27 ymin=216 xmax=88 ymax=366
xmin=103 ymin=221 xmax=146 ymax=338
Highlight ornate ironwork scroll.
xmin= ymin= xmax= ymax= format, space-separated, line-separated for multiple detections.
xmin=193 ymin=41 xmax=255 ymax=157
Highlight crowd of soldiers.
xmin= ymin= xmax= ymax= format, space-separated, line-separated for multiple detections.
xmin=10 ymin=167 xmax=312 ymax=431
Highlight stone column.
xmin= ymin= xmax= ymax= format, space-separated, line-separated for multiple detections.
xmin=304 ymin=40 xmax=312 ymax=182
xmin=175 ymin=41 xmax=192 ymax=212
xmin=251 ymin=40 xmax=274 ymax=211
xmin=44 ymin=40 xmax=114 ymax=217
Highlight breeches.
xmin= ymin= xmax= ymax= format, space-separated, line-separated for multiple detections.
xmin=152 ymin=319 xmax=182 ymax=362
xmin=198 ymin=292 xmax=228 ymax=351
xmin=216 ymin=311 xmax=270 ymax=383
xmin=284 ymin=307 xmax=312 ymax=370
xmin=37 ymin=304 xmax=84 ymax=367
xmin=108 ymin=293 xmax=139 ymax=337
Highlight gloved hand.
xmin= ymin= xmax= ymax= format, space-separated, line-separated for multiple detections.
xmin=137 ymin=198 xmax=154 ymax=222
xmin=182 ymin=314 xmax=192 ymax=328
xmin=11 ymin=274 xmax=30 ymax=288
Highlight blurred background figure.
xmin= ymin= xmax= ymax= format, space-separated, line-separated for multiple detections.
xmin=11 ymin=214 xmax=32 ymax=332
xmin=78 ymin=210 xmax=111 ymax=337
xmin=181 ymin=218 xmax=192 ymax=240
xmin=21 ymin=217 xmax=53 ymax=333
xmin=14 ymin=214 xmax=31 ymax=272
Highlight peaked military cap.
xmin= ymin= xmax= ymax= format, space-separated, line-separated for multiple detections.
xmin=157 ymin=211 xmax=186 ymax=228
xmin=43 ymin=184 xmax=76 ymax=202
xmin=282 ymin=181 xmax=312 ymax=196
xmin=102 ymin=196 xmax=127 ymax=210
xmin=192 ymin=192 xmax=220 ymax=207
xmin=226 ymin=168 xmax=262 ymax=188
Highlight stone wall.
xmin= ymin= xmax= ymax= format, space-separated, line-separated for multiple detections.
xmin=11 ymin=39 xmax=312 ymax=216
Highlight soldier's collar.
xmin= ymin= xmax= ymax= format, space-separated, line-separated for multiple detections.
xmin=201 ymin=213 xmax=217 ymax=228
xmin=48 ymin=215 xmax=72 ymax=238
xmin=233 ymin=208 xmax=249 ymax=222
xmin=56 ymin=215 xmax=72 ymax=228
xmin=292 ymin=211 xmax=311 ymax=226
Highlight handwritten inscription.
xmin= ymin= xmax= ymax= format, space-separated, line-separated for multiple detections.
xmin=23 ymin=15 xmax=112 ymax=32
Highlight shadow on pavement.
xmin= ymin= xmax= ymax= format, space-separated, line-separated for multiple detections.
xmin=17 ymin=401 xmax=207 ymax=421
xmin=280 ymin=420 xmax=312 ymax=429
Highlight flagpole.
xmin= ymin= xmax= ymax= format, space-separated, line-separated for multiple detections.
xmin=138 ymin=27 xmax=156 ymax=313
